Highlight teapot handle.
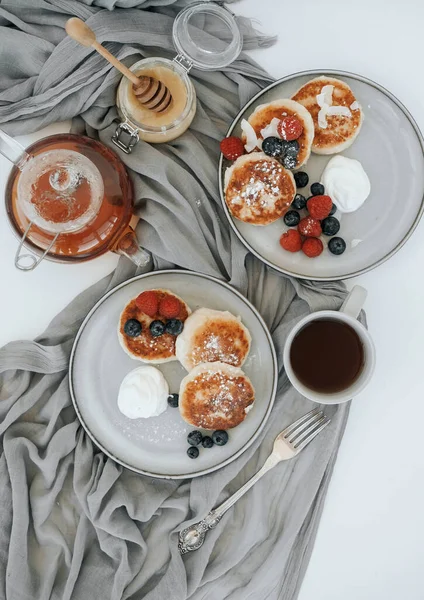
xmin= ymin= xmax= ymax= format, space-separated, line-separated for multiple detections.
xmin=15 ymin=221 xmax=59 ymax=271
xmin=113 ymin=226 xmax=151 ymax=268
xmin=0 ymin=128 xmax=31 ymax=170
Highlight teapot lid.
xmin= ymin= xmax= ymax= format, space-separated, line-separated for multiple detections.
xmin=172 ymin=2 xmax=242 ymax=71
xmin=18 ymin=149 xmax=104 ymax=235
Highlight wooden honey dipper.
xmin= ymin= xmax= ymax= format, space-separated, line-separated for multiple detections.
xmin=65 ymin=18 xmax=172 ymax=113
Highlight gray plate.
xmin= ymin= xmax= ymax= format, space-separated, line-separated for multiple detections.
xmin=69 ymin=270 xmax=277 ymax=479
xmin=219 ymin=69 xmax=424 ymax=281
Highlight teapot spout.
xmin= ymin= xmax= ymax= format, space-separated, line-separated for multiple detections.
xmin=114 ymin=227 xmax=151 ymax=268
xmin=0 ymin=128 xmax=31 ymax=170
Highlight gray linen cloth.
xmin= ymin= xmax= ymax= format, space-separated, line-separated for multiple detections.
xmin=0 ymin=1 xmax=351 ymax=599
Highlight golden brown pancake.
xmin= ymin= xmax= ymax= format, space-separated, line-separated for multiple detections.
xmin=175 ymin=308 xmax=251 ymax=372
xmin=224 ymin=152 xmax=296 ymax=226
xmin=242 ymin=99 xmax=315 ymax=167
xmin=292 ymin=76 xmax=363 ymax=154
xmin=179 ymin=362 xmax=255 ymax=430
xmin=118 ymin=289 xmax=190 ymax=364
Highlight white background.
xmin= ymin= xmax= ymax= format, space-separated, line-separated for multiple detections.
xmin=1 ymin=0 xmax=423 ymax=598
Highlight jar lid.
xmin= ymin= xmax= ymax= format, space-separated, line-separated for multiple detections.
xmin=172 ymin=2 xmax=242 ymax=71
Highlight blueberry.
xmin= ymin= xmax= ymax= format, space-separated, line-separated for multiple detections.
xmin=165 ymin=318 xmax=184 ymax=336
xmin=202 ymin=436 xmax=214 ymax=449
xmin=187 ymin=446 xmax=199 ymax=459
xmin=124 ymin=319 xmax=142 ymax=337
xmin=283 ymin=210 xmax=300 ymax=227
xmin=321 ymin=216 xmax=340 ymax=236
xmin=262 ymin=136 xmax=284 ymax=157
xmin=328 ymin=237 xmax=346 ymax=255
xmin=294 ymin=171 xmax=309 ymax=188
xmin=291 ymin=193 xmax=306 ymax=210
xmin=282 ymin=154 xmax=297 ymax=170
xmin=310 ymin=182 xmax=325 ymax=196
xmin=149 ymin=320 xmax=165 ymax=337
xmin=187 ymin=430 xmax=203 ymax=446
xmin=212 ymin=430 xmax=229 ymax=446
xmin=329 ymin=203 xmax=337 ymax=216
xmin=284 ymin=140 xmax=300 ymax=157
xmin=167 ymin=393 xmax=179 ymax=408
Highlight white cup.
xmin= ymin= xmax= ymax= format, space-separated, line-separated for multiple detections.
xmin=283 ymin=286 xmax=375 ymax=405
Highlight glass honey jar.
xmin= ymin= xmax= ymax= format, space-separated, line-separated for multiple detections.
xmin=113 ymin=2 xmax=242 ymax=151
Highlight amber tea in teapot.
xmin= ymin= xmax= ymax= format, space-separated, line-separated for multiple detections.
xmin=1 ymin=130 xmax=148 ymax=270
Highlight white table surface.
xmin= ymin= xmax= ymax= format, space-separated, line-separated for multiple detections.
xmin=1 ymin=1 xmax=423 ymax=598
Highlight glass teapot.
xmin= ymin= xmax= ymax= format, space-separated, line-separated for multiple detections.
xmin=0 ymin=129 xmax=149 ymax=271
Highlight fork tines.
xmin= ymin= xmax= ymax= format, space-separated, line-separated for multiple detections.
xmin=283 ymin=408 xmax=330 ymax=451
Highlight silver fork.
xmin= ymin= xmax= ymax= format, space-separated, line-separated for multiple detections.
xmin=178 ymin=408 xmax=330 ymax=554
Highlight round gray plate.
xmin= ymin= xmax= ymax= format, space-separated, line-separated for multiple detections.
xmin=219 ymin=69 xmax=424 ymax=281
xmin=69 ymin=270 xmax=277 ymax=479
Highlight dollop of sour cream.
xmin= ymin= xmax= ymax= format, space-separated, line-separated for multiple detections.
xmin=321 ymin=155 xmax=371 ymax=213
xmin=118 ymin=366 xmax=169 ymax=419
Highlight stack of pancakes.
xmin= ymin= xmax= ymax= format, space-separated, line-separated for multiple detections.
xmin=176 ymin=308 xmax=255 ymax=430
xmin=224 ymin=76 xmax=363 ymax=226
xmin=118 ymin=295 xmax=255 ymax=431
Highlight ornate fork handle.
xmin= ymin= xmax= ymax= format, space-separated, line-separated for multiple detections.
xmin=178 ymin=510 xmax=223 ymax=554
xmin=178 ymin=454 xmax=280 ymax=554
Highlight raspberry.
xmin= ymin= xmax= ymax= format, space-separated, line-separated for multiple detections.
xmin=159 ymin=296 xmax=181 ymax=319
xmin=302 ymin=238 xmax=323 ymax=258
xmin=279 ymin=229 xmax=302 ymax=252
xmin=278 ymin=116 xmax=303 ymax=141
xmin=135 ymin=291 xmax=158 ymax=317
xmin=307 ymin=195 xmax=333 ymax=220
xmin=298 ymin=216 xmax=322 ymax=238
xmin=220 ymin=136 xmax=245 ymax=161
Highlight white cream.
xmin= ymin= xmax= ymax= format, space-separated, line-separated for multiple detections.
xmin=321 ymin=155 xmax=371 ymax=213
xmin=118 ymin=366 xmax=169 ymax=419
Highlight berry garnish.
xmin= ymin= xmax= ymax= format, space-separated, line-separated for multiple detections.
xmin=328 ymin=237 xmax=346 ymax=255
xmin=220 ymin=136 xmax=244 ymax=161
xmin=149 ymin=320 xmax=165 ymax=337
xmin=212 ymin=430 xmax=229 ymax=446
xmin=291 ymin=193 xmax=306 ymax=210
xmin=302 ymin=238 xmax=324 ymax=258
xmin=284 ymin=210 xmax=301 ymax=227
xmin=124 ymin=319 xmax=142 ymax=337
xmin=187 ymin=446 xmax=199 ymax=459
xmin=329 ymin=203 xmax=337 ymax=216
xmin=298 ymin=216 xmax=322 ymax=238
xmin=321 ymin=216 xmax=340 ymax=236
xmin=284 ymin=140 xmax=300 ymax=157
xmin=165 ymin=319 xmax=184 ymax=336
xmin=135 ymin=291 xmax=158 ymax=317
xmin=187 ymin=431 xmax=203 ymax=446
xmin=159 ymin=296 xmax=181 ymax=319
xmin=262 ymin=136 xmax=284 ymax=157
xmin=280 ymin=229 xmax=302 ymax=252
xmin=202 ymin=436 xmax=214 ymax=449
xmin=278 ymin=115 xmax=304 ymax=141
xmin=294 ymin=171 xmax=309 ymax=188
xmin=310 ymin=182 xmax=325 ymax=196
xmin=167 ymin=393 xmax=179 ymax=408
xmin=282 ymin=154 xmax=297 ymax=170
xmin=307 ymin=195 xmax=333 ymax=220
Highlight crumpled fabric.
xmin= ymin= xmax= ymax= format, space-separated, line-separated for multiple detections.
xmin=0 ymin=1 xmax=350 ymax=599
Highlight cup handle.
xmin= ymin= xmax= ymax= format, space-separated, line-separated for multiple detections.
xmin=340 ymin=285 xmax=367 ymax=319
